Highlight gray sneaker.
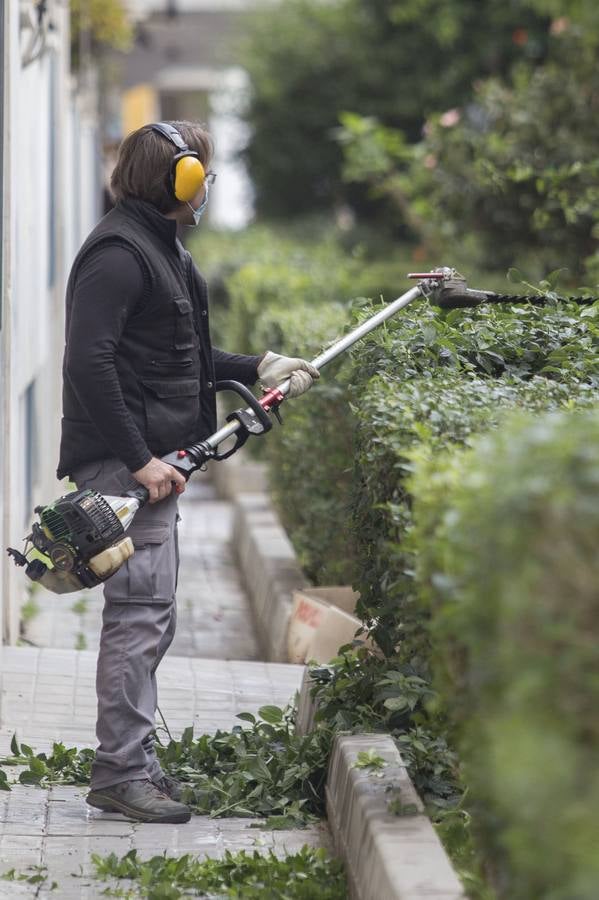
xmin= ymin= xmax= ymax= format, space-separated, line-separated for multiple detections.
xmin=87 ymin=778 xmax=191 ymax=823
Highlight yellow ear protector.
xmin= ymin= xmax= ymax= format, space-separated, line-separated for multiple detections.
xmin=150 ymin=122 xmax=206 ymax=203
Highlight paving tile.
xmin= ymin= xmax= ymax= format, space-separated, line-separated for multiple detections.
xmin=0 ymin=832 xmax=44 ymax=867
xmin=1 ymin=672 xmax=36 ymax=689
xmin=0 ymin=884 xmax=37 ymax=898
xmin=1 ymin=649 xmax=39 ymax=672
xmin=47 ymin=794 xmax=132 ymax=838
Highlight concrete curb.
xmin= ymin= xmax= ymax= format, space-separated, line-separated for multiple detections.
xmin=327 ymin=733 xmax=465 ymax=900
xmin=210 ymin=453 xmax=269 ymax=500
xmin=231 ymin=493 xmax=307 ymax=662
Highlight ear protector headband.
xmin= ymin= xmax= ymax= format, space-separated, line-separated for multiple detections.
xmin=150 ymin=122 xmax=206 ymax=203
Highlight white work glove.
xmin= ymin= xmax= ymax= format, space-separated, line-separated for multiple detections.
xmin=257 ymin=351 xmax=320 ymax=399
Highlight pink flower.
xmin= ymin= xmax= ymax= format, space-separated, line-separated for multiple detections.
xmin=439 ymin=109 xmax=461 ymax=128
xmin=550 ymin=17 xmax=569 ymax=35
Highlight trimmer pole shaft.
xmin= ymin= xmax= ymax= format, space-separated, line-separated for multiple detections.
xmin=310 ymin=284 xmax=423 ymax=370
xmin=202 ymin=283 xmax=424 ymax=453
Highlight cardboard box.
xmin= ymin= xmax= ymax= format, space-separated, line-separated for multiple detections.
xmin=287 ymin=586 xmax=372 ymax=664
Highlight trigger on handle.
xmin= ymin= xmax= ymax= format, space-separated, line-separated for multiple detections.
xmin=212 ymin=380 xmax=274 ymax=462
xmin=212 ymin=430 xmax=247 ymax=462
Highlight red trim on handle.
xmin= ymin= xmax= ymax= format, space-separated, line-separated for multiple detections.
xmin=259 ymin=387 xmax=285 ymax=412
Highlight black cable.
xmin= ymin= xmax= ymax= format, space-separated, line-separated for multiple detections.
xmin=156 ymin=704 xmax=174 ymax=743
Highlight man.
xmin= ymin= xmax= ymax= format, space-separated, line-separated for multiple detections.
xmin=57 ymin=121 xmax=319 ymax=823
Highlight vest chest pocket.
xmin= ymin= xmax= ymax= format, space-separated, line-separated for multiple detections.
xmin=141 ymin=377 xmax=200 ymax=451
xmin=173 ymin=297 xmax=197 ymax=351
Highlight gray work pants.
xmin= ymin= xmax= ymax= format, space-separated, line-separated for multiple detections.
xmin=73 ymin=458 xmax=179 ymax=790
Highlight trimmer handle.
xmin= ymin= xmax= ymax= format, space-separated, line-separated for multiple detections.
xmin=160 ymin=379 xmax=274 ymax=474
xmin=124 ymin=484 xmax=151 ymax=507
xmin=213 ymin=380 xmax=273 ymax=460
xmin=125 ymin=379 xmax=267 ymax=505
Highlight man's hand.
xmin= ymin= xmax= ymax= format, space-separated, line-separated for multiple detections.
xmin=132 ymin=457 xmax=186 ymax=504
xmin=258 ymin=351 xmax=320 ymax=399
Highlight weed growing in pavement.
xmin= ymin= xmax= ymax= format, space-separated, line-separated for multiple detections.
xmin=90 ymin=847 xmax=346 ymax=899
xmin=351 ymin=749 xmax=387 ymax=772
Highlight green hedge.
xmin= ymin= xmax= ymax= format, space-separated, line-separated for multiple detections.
xmin=347 ymin=298 xmax=599 ymax=653
xmin=195 ymin=228 xmax=599 ymax=607
xmin=410 ymin=408 xmax=599 ymax=899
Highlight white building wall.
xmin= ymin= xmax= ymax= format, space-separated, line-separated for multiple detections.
xmin=0 ymin=1 xmax=101 ymax=645
xmin=0 ymin=1 xmax=10 ymax=670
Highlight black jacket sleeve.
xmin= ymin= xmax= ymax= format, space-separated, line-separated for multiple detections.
xmin=212 ymin=347 xmax=263 ymax=386
xmin=64 ymin=244 xmax=153 ymax=473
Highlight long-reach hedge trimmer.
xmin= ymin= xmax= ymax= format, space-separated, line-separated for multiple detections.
xmin=6 ymin=268 xmax=597 ymax=594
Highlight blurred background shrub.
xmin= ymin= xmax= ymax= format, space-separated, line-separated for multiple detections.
xmin=240 ymin=0 xmax=551 ymax=221
xmin=239 ymin=0 xmax=599 ymax=282
xmin=411 ymin=408 xmax=599 ymax=898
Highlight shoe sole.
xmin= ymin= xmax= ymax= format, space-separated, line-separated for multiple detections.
xmin=86 ymin=793 xmax=191 ymax=824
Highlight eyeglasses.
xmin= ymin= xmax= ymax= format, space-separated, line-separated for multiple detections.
xmin=205 ymin=172 xmax=217 ymax=186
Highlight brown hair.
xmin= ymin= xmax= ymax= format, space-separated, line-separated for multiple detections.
xmin=110 ymin=121 xmax=214 ymax=213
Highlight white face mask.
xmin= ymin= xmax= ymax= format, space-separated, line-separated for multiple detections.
xmin=187 ymin=183 xmax=209 ymax=226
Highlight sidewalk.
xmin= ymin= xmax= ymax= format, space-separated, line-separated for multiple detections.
xmin=0 ymin=476 xmax=331 ymax=897
xmin=0 ymin=647 xmax=304 ymax=752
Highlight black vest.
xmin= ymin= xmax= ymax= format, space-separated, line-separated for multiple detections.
xmin=58 ymin=199 xmax=218 ymax=478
